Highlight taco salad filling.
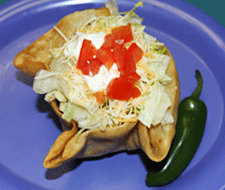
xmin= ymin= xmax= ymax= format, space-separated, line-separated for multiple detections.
xmin=33 ymin=1 xmax=174 ymax=131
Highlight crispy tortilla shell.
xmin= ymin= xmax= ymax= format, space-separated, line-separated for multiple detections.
xmin=43 ymin=48 xmax=180 ymax=168
xmin=13 ymin=6 xmax=180 ymax=169
xmin=138 ymin=50 xmax=180 ymax=162
xmin=13 ymin=7 xmax=110 ymax=76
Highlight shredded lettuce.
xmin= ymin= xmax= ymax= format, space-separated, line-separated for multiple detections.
xmin=50 ymin=58 xmax=71 ymax=73
xmin=118 ymin=1 xmax=143 ymax=26
xmin=44 ymin=90 xmax=56 ymax=102
xmin=138 ymin=82 xmax=172 ymax=128
xmin=161 ymin=111 xmax=174 ymax=126
xmin=72 ymin=104 xmax=90 ymax=122
xmin=122 ymin=1 xmax=143 ymax=21
xmin=58 ymin=77 xmax=71 ymax=99
xmin=152 ymin=86 xmax=172 ymax=126
xmin=62 ymin=102 xmax=98 ymax=128
xmin=62 ymin=101 xmax=76 ymax=123
xmin=105 ymin=1 xmax=143 ymax=27
xmin=131 ymin=23 xmax=145 ymax=32
xmin=55 ymin=90 xmax=67 ymax=102
xmin=147 ymin=54 xmax=172 ymax=84
xmin=105 ymin=0 xmax=119 ymax=15
xmin=150 ymin=44 xmax=168 ymax=54
xmin=33 ymin=70 xmax=59 ymax=94
xmin=59 ymin=102 xmax=67 ymax=112
xmin=80 ymin=110 xmax=102 ymax=129
xmin=75 ymin=108 xmax=104 ymax=129
xmin=138 ymin=82 xmax=162 ymax=128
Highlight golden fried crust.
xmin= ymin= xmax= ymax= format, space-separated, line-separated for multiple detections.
xmin=13 ymin=5 xmax=180 ymax=168
xmin=44 ymin=49 xmax=180 ymax=168
xmin=138 ymin=49 xmax=180 ymax=162
xmin=13 ymin=7 xmax=110 ymax=76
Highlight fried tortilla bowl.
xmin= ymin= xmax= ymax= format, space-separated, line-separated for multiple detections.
xmin=14 ymin=7 xmax=111 ymax=77
xmin=14 ymin=6 xmax=180 ymax=169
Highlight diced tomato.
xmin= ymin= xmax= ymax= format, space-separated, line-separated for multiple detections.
xmin=112 ymin=44 xmax=126 ymax=72
xmin=77 ymin=39 xmax=97 ymax=74
xmin=102 ymin=24 xmax=133 ymax=49
xmin=106 ymin=77 xmax=141 ymax=101
xmin=123 ymin=49 xmax=136 ymax=76
xmin=128 ymin=43 xmax=144 ymax=64
xmin=79 ymin=59 xmax=90 ymax=75
xmin=102 ymin=33 xmax=125 ymax=49
xmin=96 ymin=47 xmax=115 ymax=70
xmin=129 ymin=72 xmax=141 ymax=83
xmin=111 ymin=23 xmax=134 ymax=44
xmin=121 ymin=72 xmax=141 ymax=83
xmin=88 ymin=58 xmax=103 ymax=76
xmin=115 ymin=39 xmax=125 ymax=46
xmin=92 ymin=90 xmax=105 ymax=104
xmin=102 ymin=34 xmax=116 ymax=48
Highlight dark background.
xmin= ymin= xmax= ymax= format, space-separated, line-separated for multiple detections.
xmin=0 ymin=0 xmax=224 ymax=28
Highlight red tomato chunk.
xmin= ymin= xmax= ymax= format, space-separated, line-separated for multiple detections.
xmin=77 ymin=24 xmax=143 ymax=100
xmin=112 ymin=44 xmax=126 ymax=72
xmin=111 ymin=23 xmax=134 ymax=44
xmin=123 ymin=50 xmax=136 ymax=76
xmin=107 ymin=77 xmax=141 ymax=101
xmin=128 ymin=43 xmax=144 ymax=64
xmin=77 ymin=39 xmax=98 ymax=75
xmin=96 ymin=47 xmax=115 ymax=70
xmin=88 ymin=58 xmax=103 ymax=76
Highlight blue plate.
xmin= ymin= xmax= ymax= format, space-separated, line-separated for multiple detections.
xmin=0 ymin=0 xmax=225 ymax=189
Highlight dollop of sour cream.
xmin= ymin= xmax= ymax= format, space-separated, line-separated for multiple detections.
xmin=65 ymin=32 xmax=120 ymax=92
xmin=84 ymin=63 xmax=120 ymax=92
xmin=64 ymin=32 xmax=106 ymax=59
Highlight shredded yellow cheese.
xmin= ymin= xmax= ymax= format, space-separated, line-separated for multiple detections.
xmin=137 ymin=63 xmax=156 ymax=78
xmin=57 ymin=71 xmax=68 ymax=80
xmin=144 ymin=80 xmax=155 ymax=94
xmin=100 ymin=105 xmax=104 ymax=117
xmin=131 ymin=101 xmax=137 ymax=115
xmin=137 ymin=34 xmax=142 ymax=44
xmin=114 ymin=118 xmax=138 ymax=123
xmin=72 ymin=66 xmax=80 ymax=75
xmin=44 ymin=10 xmax=172 ymax=130
xmin=144 ymin=52 xmax=156 ymax=59
xmin=53 ymin=26 xmax=69 ymax=42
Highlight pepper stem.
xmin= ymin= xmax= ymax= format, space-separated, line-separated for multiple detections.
xmin=191 ymin=70 xmax=203 ymax=99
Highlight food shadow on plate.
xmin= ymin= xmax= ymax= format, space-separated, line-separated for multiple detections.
xmin=36 ymin=94 xmax=61 ymax=131
xmin=44 ymin=149 xmax=165 ymax=180
xmin=16 ymin=71 xmax=34 ymax=87
xmin=45 ymin=149 xmax=143 ymax=180
xmin=138 ymin=148 xmax=168 ymax=173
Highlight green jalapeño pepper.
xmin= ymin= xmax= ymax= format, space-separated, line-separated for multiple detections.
xmin=145 ymin=70 xmax=207 ymax=187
